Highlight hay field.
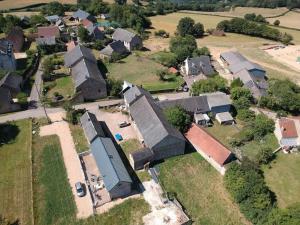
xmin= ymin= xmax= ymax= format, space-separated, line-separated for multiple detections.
xmin=267 ymin=11 xmax=300 ymax=29
xmin=0 ymin=0 xmax=76 ymax=10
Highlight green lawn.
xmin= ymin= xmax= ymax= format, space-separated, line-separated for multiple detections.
xmin=159 ymin=153 xmax=250 ymax=225
xmin=0 ymin=120 xmax=33 ymax=225
xmin=45 ymin=76 xmax=75 ymax=100
xmin=69 ymin=124 xmax=89 ymax=153
xmin=264 ymin=152 xmax=300 ymax=208
xmin=106 ymin=54 xmax=184 ymax=92
xmin=32 ymin=134 xmax=150 ymax=225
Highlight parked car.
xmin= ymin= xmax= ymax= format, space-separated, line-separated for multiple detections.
xmin=118 ymin=121 xmax=130 ymax=128
xmin=75 ymin=182 xmax=85 ymax=197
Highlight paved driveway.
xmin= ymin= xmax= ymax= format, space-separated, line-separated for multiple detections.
xmin=39 ymin=113 xmax=94 ymax=218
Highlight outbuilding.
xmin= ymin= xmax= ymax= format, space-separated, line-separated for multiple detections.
xmin=215 ymin=112 xmax=234 ymax=125
xmin=129 ymin=147 xmax=154 ymax=170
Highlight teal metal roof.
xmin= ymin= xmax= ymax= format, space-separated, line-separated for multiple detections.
xmin=90 ymin=137 xmax=132 ymax=191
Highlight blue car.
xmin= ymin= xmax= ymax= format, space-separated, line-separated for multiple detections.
xmin=115 ymin=133 xmax=123 ymax=141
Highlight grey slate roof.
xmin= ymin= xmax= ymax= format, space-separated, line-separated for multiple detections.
xmin=186 ymin=56 xmax=215 ymax=75
xmin=71 ymin=58 xmax=105 ymax=89
xmin=45 ymin=15 xmax=60 ymax=22
xmin=123 ymin=85 xmax=152 ymax=106
xmin=64 ymin=45 xmax=97 ymax=68
xmin=100 ymin=41 xmax=128 ymax=57
xmin=235 ymin=69 xmax=268 ymax=98
xmin=157 ymin=96 xmax=210 ymax=114
xmin=0 ymin=73 xmax=22 ymax=91
xmin=200 ymin=92 xmax=231 ymax=109
xmin=80 ymin=112 xmax=105 ymax=143
xmin=36 ymin=36 xmax=56 ymax=46
xmin=0 ymin=87 xmax=12 ymax=104
xmin=129 ymin=95 xmax=185 ymax=149
xmin=229 ymin=60 xmax=265 ymax=74
xmin=86 ymin=25 xmax=104 ymax=39
xmin=112 ymin=28 xmax=137 ymax=42
xmin=72 ymin=9 xmax=91 ymax=20
xmin=220 ymin=51 xmax=247 ymax=65
xmin=90 ymin=137 xmax=132 ymax=191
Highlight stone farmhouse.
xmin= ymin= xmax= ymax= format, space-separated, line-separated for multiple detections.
xmin=64 ymin=45 xmax=107 ymax=101
xmin=181 ymin=56 xmax=215 ymax=76
xmin=220 ymin=51 xmax=268 ymax=100
xmin=112 ymin=28 xmax=143 ymax=51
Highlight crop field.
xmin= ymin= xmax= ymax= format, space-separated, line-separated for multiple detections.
xmin=0 ymin=0 xmax=76 ymax=10
xmin=0 ymin=120 xmax=33 ymax=225
xmin=159 ymin=153 xmax=251 ymax=225
xmin=264 ymin=153 xmax=300 ymax=208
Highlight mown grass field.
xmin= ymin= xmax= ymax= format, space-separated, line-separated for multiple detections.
xmin=0 ymin=0 xmax=76 ymax=10
xmin=32 ymin=133 xmax=150 ymax=225
xmin=0 ymin=120 xmax=33 ymax=225
xmin=264 ymin=152 xmax=300 ymax=208
xmin=106 ymin=53 xmax=184 ymax=91
xmin=159 ymin=153 xmax=250 ymax=225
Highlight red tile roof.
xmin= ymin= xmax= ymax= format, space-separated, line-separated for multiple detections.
xmin=82 ymin=19 xmax=93 ymax=27
xmin=37 ymin=26 xmax=60 ymax=38
xmin=279 ymin=118 xmax=298 ymax=138
xmin=185 ymin=123 xmax=232 ymax=166
xmin=168 ymin=67 xmax=178 ymax=74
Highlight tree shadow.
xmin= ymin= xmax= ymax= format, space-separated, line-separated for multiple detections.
xmin=97 ymin=60 xmax=108 ymax=78
xmin=0 ymin=124 xmax=20 ymax=146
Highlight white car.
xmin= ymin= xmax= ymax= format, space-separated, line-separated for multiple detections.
xmin=75 ymin=182 xmax=85 ymax=197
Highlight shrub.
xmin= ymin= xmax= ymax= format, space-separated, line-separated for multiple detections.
xmin=191 ymin=75 xmax=227 ymax=95
xmin=273 ymin=20 xmax=280 ymax=26
xmin=154 ymin=29 xmax=169 ymax=38
xmin=164 ymin=105 xmax=191 ymax=132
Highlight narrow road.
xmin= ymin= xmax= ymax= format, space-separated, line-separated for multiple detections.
xmin=0 ymin=99 xmax=124 ymax=124
xmin=29 ymin=62 xmax=43 ymax=108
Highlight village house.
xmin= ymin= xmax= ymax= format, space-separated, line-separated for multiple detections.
xmin=99 ymin=41 xmax=128 ymax=60
xmin=64 ymin=45 xmax=107 ymax=101
xmin=36 ymin=26 xmax=60 ymax=46
xmin=220 ymin=51 xmax=268 ymax=99
xmin=185 ymin=123 xmax=235 ymax=175
xmin=0 ymin=73 xmax=22 ymax=97
xmin=79 ymin=112 xmax=132 ymax=200
xmin=80 ymin=112 xmax=105 ymax=144
xmin=112 ymin=28 xmax=142 ymax=51
xmin=71 ymin=9 xmax=96 ymax=23
xmin=6 ymin=27 xmax=24 ymax=53
xmin=0 ymin=40 xmax=16 ymax=71
xmin=274 ymin=118 xmax=300 ymax=148
xmin=85 ymin=24 xmax=104 ymax=40
xmin=0 ymin=88 xmax=20 ymax=114
xmin=181 ymin=56 xmax=215 ymax=76
xmin=124 ymin=86 xmax=186 ymax=168
xmin=45 ymin=15 xmax=60 ymax=24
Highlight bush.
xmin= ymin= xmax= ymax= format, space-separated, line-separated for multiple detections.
xmin=273 ymin=20 xmax=280 ymax=26
xmin=154 ymin=29 xmax=169 ymax=38
xmin=164 ymin=105 xmax=191 ymax=132
xmin=191 ymin=75 xmax=227 ymax=95
xmin=236 ymin=108 xmax=256 ymax=122
xmin=192 ymin=47 xmax=210 ymax=57
xmin=151 ymin=51 xmax=178 ymax=67
xmin=170 ymin=35 xmax=197 ymax=62
xmin=224 ymin=162 xmax=275 ymax=224
xmin=255 ymin=147 xmax=274 ymax=165
xmin=107 ymin=77 xmax=122 ymax=97
xmin=230 ymin=78 xmax=243 ymax=89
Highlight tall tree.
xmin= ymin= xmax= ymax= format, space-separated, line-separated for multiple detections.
xmin=176 ymin=17 xmax=195 ymax=36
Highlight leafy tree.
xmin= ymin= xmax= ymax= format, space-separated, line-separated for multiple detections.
xmin=156 ymin=1 xmax=165 ymax=15
xmin=281 ymin=33 xmax=293 ymax=45
xmin=191 ymin=75 xmax=227 ymax=95
xmin=107 ymin=78 xmax=122 ymax=97
xmin=230 ymin=78 xmax=243 ymax=89
xmin=273 ymin=20 xmax=280 ymax=26
xmin=164 ymin=106 xmax=191 ymax=132
xmin=233 ymin=96 xmax=251 ymax=111
xmin=169 ymin=35 xmax=197 ymax=61
xmin=193 ymin=46 xmax=210 ymax=57
xmin=250 ymin=114 xmax=275 ymax=140
xmin=29 ymin=14 xmax=47 ymax=27
xmin=42 ymin=1 xmax=65 ymax=16
xmin=152 ymin=51 xmax=177 ymax=67
xmin=236 ymin=108 xmax=255 ymax=122
xmin=244 ymin=13 xmax=256 ymax=21
xmin=78 ymin=26 xmax=90 ymax=43
xmin=177 ymin=17 xmax=195 ymax=36
xmin=88 ymin=0 xmax=109 ymax=15
xmin=231 ymin=87 xmax=252 ymax=101
xmin=42 ymin=57 xmax=55 ymax=80
xmin=193 ymin=22 xmax=204 ymax=37
xmin=255 ymin=147 xmax=274 ymax=165
xmin=264 ymin=204 xmax=300 ymax=225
